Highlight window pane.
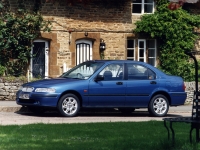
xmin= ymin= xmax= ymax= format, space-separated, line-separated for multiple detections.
xmin=132 ymin=4 xmax=142 ymax=13
xmin=127 ymin=58 xmax=134 ymax=61
xmin=148 ymin=40 xmax=155 ymax=48
xmin=148 ymin=58 xmax=155 ymax=66
xmin=139 ymin=41 xmax=144 ymax=48
xmin=127 ymin=40 xmax=134 ymax=48
xmin=148 ymin=49 xmax=155 ymax=57
xmin=145 ymin=68 xmax=156 ymax=80
xmin=139 ymin=58 xmax=144 ymax=62
xmin=144 ymin=4 xmax=153 ymax=13
xmin=144 ymin=0 xmax=153 ymax=3
xmin=127 ymin=50 xmax=134 ymax=57
xmin=99 ymin=63 xmax=123 ymax=80
xmin=132 ymin=0 xmax=142 ymax=3
xmin=139 ymin=49 xmax=144 ymax=57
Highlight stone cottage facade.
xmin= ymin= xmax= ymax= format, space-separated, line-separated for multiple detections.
xmin=6 ymin=0 xmax=200 ymax=78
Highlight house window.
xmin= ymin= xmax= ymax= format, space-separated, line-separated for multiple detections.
xmin=127 ymin=39 xmax=135 ymax=61
xmin=126 ymin=39 xmax=157 ymax=66
xmin=76 ymin=40 xmax=92 ymax=65
xmin=147 ymin=39 xmax=156 ymax=66
xmin=132 ymin=0 xmax=154 ymax=15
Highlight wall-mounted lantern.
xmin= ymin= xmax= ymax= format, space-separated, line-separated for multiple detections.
xmin=84 ymin=32 xmax=88 ymax=37
xmin=68 ymin=30 xmax=72 ymax=44
xmin=100 ymin=39 xmax=106 ymax=51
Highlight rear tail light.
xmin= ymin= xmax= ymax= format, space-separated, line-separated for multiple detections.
xmin=183 ymin=83 xmax=186 ymax=91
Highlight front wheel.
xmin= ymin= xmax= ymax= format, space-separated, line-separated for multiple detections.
xmin=148 ymin=94 xmax=169 ymax=117
xmin=57 ymin=94 xmax=80 ymax=117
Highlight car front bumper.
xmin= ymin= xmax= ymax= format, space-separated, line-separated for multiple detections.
xmin=16 ymin=91 xmax=60 ymax=107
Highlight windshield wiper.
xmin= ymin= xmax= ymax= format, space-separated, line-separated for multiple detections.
xmin=71 ymin=78 xmax=84 ymax=80
xmin=60 ymin=76 xmax=70 ymax=78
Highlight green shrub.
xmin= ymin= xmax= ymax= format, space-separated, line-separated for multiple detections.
xmin=0 ymin=65 xmax=5 ymax=76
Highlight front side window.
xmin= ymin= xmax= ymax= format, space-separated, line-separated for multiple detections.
xmin=99 ymin=63 xmax=124 ymax=81
xmin=132 ymin=0 xmax=154 ymax=15
xmin=126 ymin=39 xmax=157 ymax=66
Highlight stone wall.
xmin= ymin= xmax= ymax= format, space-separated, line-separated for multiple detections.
xmin=185 ymin=82 xmax=198 ymax=104
xmin=0 ymin=81 xmax=197 ymax=104
xmin=0 ymin=82 xmax=22 ymax=101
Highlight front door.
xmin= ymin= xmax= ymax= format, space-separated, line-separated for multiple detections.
xmin=30 ymin=40 xmax=49 ymax=78
xmin=88 ymin=63 xmax=126 ymax=107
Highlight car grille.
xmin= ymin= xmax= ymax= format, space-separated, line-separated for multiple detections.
xmin=19 ymin=99 xmax=35 ymax=103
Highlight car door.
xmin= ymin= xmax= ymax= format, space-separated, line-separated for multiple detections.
xmin=125 ymin=63 xmax=159 ymax=107
xmin=88 ymin=63 xmax=126 ymax=107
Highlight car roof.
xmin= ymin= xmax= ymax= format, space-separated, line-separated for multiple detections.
xmin=87 ymin=60 xmax=136 ymax=63
xmin=87 ymin=60 xmax=152 ymax=65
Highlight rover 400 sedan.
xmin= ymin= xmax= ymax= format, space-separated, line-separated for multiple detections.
xmin=16 ymin=60 xmax=187 ymax=117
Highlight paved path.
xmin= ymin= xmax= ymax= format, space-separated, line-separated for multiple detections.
xmin=0 ymin=101 xmax=193 ymax=125
xmin=0 ymin=111 xmax=192 ymax=125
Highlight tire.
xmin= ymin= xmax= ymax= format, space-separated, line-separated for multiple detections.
xmin=148 ymin=94 xmax=169 ymax=117
xmin=28 ymin=106 xmax=46 ymax=115
xmin=57 ymin=94 xmax=80 ymax=117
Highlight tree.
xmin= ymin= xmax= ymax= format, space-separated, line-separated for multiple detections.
xmin=134 ymin=0 xmax=200 ymax=81
xmin=0 ymin=1 xmax=51 ymax=76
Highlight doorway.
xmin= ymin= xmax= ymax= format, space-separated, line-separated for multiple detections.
xmin=76 ymin=40 xmax=92 ymax=65
xmin=30 ymin=40 xmax=49 ymax=78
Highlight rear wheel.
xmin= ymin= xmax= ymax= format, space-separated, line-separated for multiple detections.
xmin=148 ymin=94 xmax=169 ymax=117
xmin=57 ymin=93 xmax=80 ymax=117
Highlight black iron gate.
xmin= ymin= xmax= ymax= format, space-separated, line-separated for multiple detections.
xmin=32 ymin=42 xmax=45 ymax=78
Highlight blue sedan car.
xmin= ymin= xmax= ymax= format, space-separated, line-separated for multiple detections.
xmin=16 ymin=60 xmax=187 ymax=117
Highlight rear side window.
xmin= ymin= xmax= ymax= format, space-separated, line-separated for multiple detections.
xmin=127 ymin=64 xmax=155 ymax=80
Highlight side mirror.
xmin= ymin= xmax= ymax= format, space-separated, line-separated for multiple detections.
xmin=94 ymin=75 xmax=104 ymax=82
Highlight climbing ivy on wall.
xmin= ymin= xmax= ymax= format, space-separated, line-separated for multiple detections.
xmin=0 ymin=0 xmax=51 ymax=77
xmin=134 ymin=0 xmax=200 ymax=81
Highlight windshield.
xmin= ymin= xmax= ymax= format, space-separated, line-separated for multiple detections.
xmin=60 ymin=61 xmax=104 ymax=79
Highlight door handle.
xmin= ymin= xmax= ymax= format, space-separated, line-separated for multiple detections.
xmin=116 ymin=82 xmax=123 ymax=85
xmin=150 ymin=81 xmax=157 ymax=84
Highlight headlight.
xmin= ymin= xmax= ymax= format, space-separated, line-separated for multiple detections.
xmin=18 ymin=86 xmax=23 ymax=91
xmin=22 ymin=86 xmax=34 ymax=92
xmin=35 ymin=88 xmax=56 ymax=93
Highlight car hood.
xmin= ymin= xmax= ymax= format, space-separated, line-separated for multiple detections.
xmin=23 ymin=78 xmax=82 ymax=87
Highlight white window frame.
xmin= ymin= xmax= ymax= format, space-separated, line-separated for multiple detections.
xmin=138 ymin=39 xmax=146 ymax=63
xmin=127 ymin=39 xmax=136 ymax=61
xmin=132 ymin=0 xmax=155 ymax=15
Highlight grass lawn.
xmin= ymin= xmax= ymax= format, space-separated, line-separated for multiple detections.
xmin=0 ymin=121 xmax=199 ymax=150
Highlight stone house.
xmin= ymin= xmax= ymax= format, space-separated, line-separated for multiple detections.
xmin=6 ymin=0 xmax=200 ymax=78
